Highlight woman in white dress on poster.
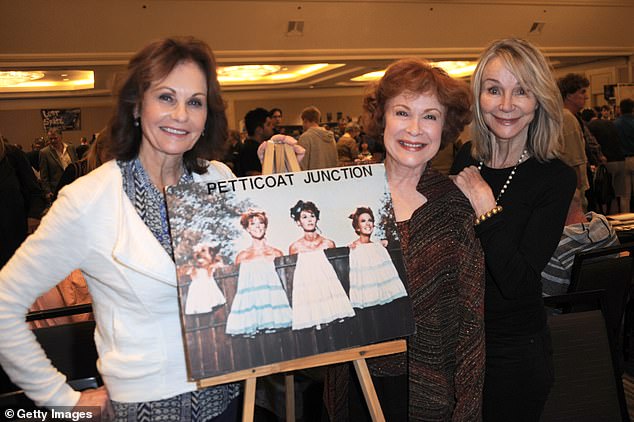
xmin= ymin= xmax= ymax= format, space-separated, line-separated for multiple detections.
xmin=288 ymin=200 xmax=355 ymax=330
xmin=225 ymin=209 xmax=292 ymax=336
xmin=184 ymin=243 xmax=226 ymax=315
xmin=347 ymin=206 xmax=407 ymax=308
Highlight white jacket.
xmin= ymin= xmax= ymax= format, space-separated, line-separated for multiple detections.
xmin=0 ymin=159 xmax=234 ymax=407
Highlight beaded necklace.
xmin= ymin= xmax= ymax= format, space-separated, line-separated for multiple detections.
xmin=477 ymin=149 xmax=528 ymax=204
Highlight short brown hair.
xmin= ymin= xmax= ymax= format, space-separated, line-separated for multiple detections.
xmin=105 ymin=37 xmax=227 ymax=174
xmin=363 ymin=58 xmax=472 ymax=149
xmin=301 ymin=106 xmax=321 ymax=124
xmin=240 ymin=210 xmax=268 ymax=229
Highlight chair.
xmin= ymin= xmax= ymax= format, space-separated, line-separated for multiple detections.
xmin=542 ymin=291 xmax=630 ymax=421
xmin=568 ymin=242 xmax=634 ymax=355
xmin=0 ymin=304 xmax=99 ymax=407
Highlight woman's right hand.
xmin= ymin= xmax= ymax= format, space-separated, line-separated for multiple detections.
xmin=74 ymin=386 xmax=114 ymax=421
xmin=451 ymin=166 xmax=497 ymax=217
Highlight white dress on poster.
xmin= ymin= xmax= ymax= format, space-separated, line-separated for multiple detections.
xmin=226 ymin=209 xmax=292 ymax=336
xmin=225 ymin=258 xmax=292 ymax=336
xmin=288 ymin=200 xmax=355 ymax=330
xmin=291 ymin=250 xmax=355 ymax=330
xmin=349 ymin=242 xmax=407 ymax=308
xmin=184 ymin=268 xmax=226 ymax=315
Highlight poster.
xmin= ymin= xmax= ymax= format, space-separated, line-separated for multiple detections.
xmin=165 ymin=163 xmax=414 ymax=380
xmin=41 ymin=108 xmax=81 ymax=131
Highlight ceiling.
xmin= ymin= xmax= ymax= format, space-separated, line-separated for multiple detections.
xmin=1 ymin=0 xmax=633 ymax=101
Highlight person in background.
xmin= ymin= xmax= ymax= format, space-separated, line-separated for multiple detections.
xmin=222 ymin=129 xmax=243 ymax=176
xmin=39 ymin=127 xmax=78 ymax=201
xmin=239 ymin=107 xmax=273 ymax=176
xmin=76 ymin=136 xmax=90 ymax=159
xmin=616 ymin=98 xmax=634 ymax=213
xmin=541 ymin=192 xmax=619 ymax=296
xmin=270 ymin=107 xmax=284 ymax=134
xmin=54 ymin=133 xmax=111 ymax=200
xmin=297 ymin=106 xmax=338 ymax=170
xmin=452 ymin=38 xmax=576 ymax=421
xmin=327 ymin=58 xmax=484 ymax=421
xmin=26 ymin=138 xmax=45 ymax=172
xmin=0 ymin=36 xmax=241 ymax=421
xmin=336 ymin=122 xmax=360 ymax=165
xmin=599 ymin=104 xmax=612 ymax=120
xmin=0 ymin=136 xmax=42 ymax=268
xmin=587 ymin=108 xmax=627 ymax=213
xmin=557 ymin=73 xmax=606 ymax=211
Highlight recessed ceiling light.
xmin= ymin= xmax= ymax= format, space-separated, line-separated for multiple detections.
xmin=351 ymin=61 xmax=478 ymax=82
xmin=0 ymin=71 xmax=45 ymax=87
xmin=217 ymin=63 xmax=344 ymax=86
xmin=0 ymin=70 xmax=94 ymax=92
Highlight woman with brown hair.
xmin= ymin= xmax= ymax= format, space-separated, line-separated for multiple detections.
xmin=0 ymin=37 xmax=241 ymax=421
xmin=329 ymin=58 xmax=485 ymax=421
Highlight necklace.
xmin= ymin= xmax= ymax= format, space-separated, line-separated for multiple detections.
xmin=477 ymin=149 xmax=528 ymax=204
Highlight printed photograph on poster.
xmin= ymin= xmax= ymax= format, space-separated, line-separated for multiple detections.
xmin=165 ymin=163 xmax=414 ymax=380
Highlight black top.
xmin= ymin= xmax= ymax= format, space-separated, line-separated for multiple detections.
xmin=588 ymin=119 xmax=625 ymax=162
xmin=450 ymin=142 xmax=576 ymax=337
xmin=238 ymin=137 xmax=261 ymax=177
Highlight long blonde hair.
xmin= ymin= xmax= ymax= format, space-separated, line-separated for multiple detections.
xmin=471 ymin=38 xmax=562 ymax=163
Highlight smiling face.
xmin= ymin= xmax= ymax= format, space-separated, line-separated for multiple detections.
xmin=479 ymin=57 xmax=538 ymax=144
xmin=298 ymin=210 xmax=317 ymax=232
xmin=246 ymin=215 xmax=267 ymax=240
xmin=356 ymin=212 xmax=375 ymax=236
xmin=138 ymin=60 xmax=208 ymax=163
xmin=383 ymin=91 xmax=445 ymax=175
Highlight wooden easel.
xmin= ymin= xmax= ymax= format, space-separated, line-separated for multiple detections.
xmin=197 ymin=339 xmax=406 ymax=422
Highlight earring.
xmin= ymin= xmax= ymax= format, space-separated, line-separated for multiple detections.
xmin=201 ymin=130 xmax=206 ymax=137
xmin=134 ymin=117 xmax=140 ymax=127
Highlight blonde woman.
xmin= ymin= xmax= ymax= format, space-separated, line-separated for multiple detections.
xmin=452 ymin=38 xmax=576 ymax=421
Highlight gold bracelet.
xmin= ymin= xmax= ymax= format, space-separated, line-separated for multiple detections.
xmin=474 ymin=205 xmax=503 ymax=226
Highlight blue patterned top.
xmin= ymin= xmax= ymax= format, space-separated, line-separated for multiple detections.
xmin=117 ymin=157 xmax=239 ymax=420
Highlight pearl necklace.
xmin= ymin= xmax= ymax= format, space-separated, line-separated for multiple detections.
xmin=477 ymin=149 xmax=528 ymax=205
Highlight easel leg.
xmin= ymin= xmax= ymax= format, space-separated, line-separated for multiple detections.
xmin=353 ymin=359 xmax=386 ymax=422
xmin=242 ymin=377 xmax=256 ymax=422
xmin=285 ymin=374 xmax=295 ymax=422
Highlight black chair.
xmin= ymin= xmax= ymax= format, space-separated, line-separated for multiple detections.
xmin=0 ymin=304 xmax=99 ymax=407
xmin=542 ymin=291 xmax=630 ymax=421
xmin=567 ymin=242 xmax=634 ymax=356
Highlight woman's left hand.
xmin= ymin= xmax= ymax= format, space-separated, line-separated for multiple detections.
xmin=257 ymin=135 xmax=306 ymax=164
xmin=451 ymin=166 xmax=497 ymax=216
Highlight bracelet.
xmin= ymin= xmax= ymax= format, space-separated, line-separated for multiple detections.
xmin=474 ymin=205 xmax=503 ymax=226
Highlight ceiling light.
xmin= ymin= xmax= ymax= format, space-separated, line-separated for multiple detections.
xmin=0 ymin=70 xmax=94 ymax=93
xmin=218 ymin=65 xmax=281 ymax=82
xmin=0 ymin=71 xmax=45 ymax=87
xmin=217 ymin=63 xmax=344 ymax=86
xmin=351 ymin=61 xmax=478 ymax=82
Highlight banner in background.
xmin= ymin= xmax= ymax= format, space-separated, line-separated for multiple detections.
xmin=41 ymin=108 xmax=81 ymax=131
